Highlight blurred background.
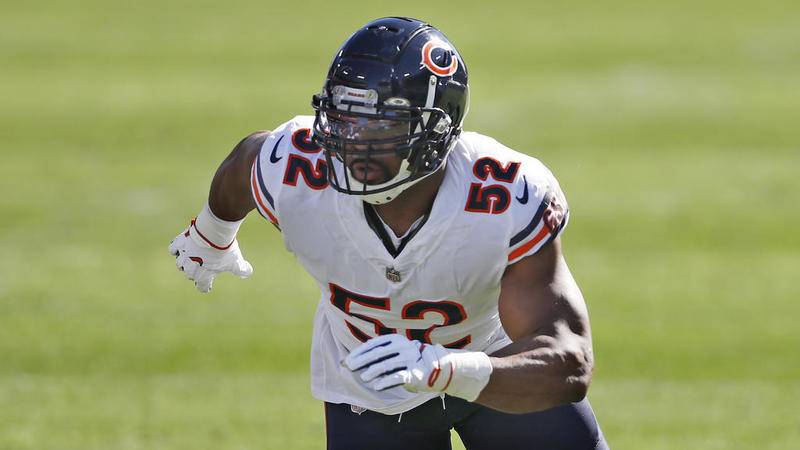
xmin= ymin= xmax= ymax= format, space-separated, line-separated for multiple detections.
xmin=1 ymin=0 xmax=799 ymax=448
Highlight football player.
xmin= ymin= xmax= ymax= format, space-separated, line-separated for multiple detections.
xmin=169 ymin=17 xmax=608 ymax=449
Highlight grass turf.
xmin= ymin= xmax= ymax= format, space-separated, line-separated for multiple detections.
xmin=1 ymin=0 xmax=799 ymax=448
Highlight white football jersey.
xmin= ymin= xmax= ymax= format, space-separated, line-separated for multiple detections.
xmin=250 ymin=116 xmax=569 ymax=415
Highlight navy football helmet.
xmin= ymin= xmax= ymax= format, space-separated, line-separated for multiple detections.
xmin=312 ymin=17 xmax=469 ymax=204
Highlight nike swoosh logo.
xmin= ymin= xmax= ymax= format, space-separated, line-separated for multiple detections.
xmin=516 ymin=176 xmax=529 ymax=204
xmin=269 ymin=135 xmax=284 ymax=163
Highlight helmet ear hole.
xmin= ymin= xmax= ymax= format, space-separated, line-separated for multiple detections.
xmin=433 ymin=116 xmax=451 ymax=134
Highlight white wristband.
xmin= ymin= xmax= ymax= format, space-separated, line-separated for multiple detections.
xmin=443 ymin=351 xmax=493 ymax=402
xmin=191 ymin=203 xmax=244 ymax=250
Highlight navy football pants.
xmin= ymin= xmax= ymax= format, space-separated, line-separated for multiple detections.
xmin=325 ymin=396 xmax=609 ymax=450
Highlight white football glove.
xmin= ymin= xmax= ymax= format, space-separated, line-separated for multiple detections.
xmin=168 ymin=218 xmax=253 ymax=293
xmin=344 ymin=333 xmax=493 ymax=402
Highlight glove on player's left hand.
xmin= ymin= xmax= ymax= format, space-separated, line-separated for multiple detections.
xmin=344 ymin=333 xmax=493 ymax=402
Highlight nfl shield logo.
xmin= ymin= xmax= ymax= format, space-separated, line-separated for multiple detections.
xmin=385 ymin=267 xmax=401 ymax=283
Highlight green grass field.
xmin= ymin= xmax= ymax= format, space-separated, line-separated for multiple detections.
xmin=2 ymin=0 xmax=799 ymax=448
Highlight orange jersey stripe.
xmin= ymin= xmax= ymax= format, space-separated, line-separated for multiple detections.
xmin=507 ymin=225 xmax=550 ymax=262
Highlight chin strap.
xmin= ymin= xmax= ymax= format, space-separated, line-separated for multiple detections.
xmin=361 ymin=158 xmax=449 ymax=205
xmin=353 ymin=160 xmax=413 ymax=205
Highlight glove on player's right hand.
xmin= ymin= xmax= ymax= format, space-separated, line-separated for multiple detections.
xmin=168 ymin=219 xmax=253 ymax=293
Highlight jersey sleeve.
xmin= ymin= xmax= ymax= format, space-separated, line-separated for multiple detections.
xmin=506 ymin=157 xmax=570 ymax=265
xmin=250 ymin=123 xmax=293 ymax=231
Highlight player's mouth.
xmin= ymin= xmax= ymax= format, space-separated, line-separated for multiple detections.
xmin=348 ymin=159 xmax=391 ymax=185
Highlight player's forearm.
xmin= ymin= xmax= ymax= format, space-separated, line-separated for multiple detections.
xmin=207 ymin=131 xmax=270 ymax=221
xmin=477 ymin=331 xmax=593 ymax=414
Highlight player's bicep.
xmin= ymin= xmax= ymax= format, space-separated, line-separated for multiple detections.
xmin=209 ymin=131 xmax=270 ymax=221
xmin=498 ymin=238 xmax=589 ymax=344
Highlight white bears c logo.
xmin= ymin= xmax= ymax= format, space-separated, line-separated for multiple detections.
xmin=421 ymin=40 xmax=458 ymax=77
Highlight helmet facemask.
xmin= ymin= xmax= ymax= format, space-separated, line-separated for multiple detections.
xmin=312 ymin=84 xmax=457 ymax=205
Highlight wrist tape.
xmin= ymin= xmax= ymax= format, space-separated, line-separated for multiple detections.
xmin=191 ymin=203 xmax=244 ymax=250
xmin=442 ymin=350 xmax=493 ymax=402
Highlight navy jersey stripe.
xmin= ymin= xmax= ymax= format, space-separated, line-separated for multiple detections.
xmin=255 ymin=152 xmax=276 ymax=209
xmin=509 ymin=194 xmax=551 ymax=247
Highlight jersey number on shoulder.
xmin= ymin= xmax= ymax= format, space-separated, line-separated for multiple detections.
xmin=329 ymin=283 xmax=471 ymax=349
xmin=282 ymin=128 xmax=330 ymax=189
xmin=283 ymin=155 xmax=328 ymax=189
xmin=465 ymin=157 xmax=520 ymax=214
